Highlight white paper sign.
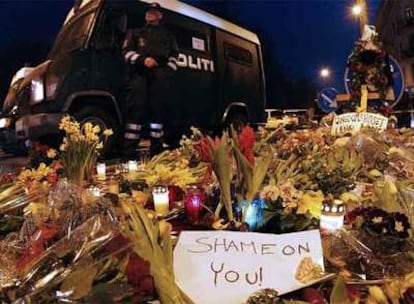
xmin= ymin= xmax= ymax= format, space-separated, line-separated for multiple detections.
xmin=331 ymin=112 xmax=388 ymax=135
xmin=174 ymin=230 xmax=324 ymax=304
xmin=192 ymin=37 xmax=205 ymax=52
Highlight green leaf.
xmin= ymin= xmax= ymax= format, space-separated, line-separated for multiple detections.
xmin=330 ymin=276 xmax=351 ymax=304
xmin=60 ymin=266 xmax=97 ymax=300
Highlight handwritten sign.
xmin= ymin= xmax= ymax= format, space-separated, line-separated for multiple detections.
xmin=331 ymin=112 xmax=388 ymax=135
xmin=174 ymin=230 xmax=324 ymax=304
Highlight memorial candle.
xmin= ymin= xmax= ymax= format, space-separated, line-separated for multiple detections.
xmin=152 ymin=186 xmax=169 ymax=216
xmin=184 ymin=184 xmax=205 ymax=225
xmin=320 ymin=199 xmax=345 ymax=232
xmin=96 ymin=162 xmax=106 ymax=180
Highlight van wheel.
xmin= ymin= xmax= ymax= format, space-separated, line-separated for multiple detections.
xmin=73 ymin=106 xmax=118 ymax=157
xmin=226 ymin=112 xmax=247 ymax=133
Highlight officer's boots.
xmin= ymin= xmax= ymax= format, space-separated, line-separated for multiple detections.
xmin=122 ymin=122 xmax=142 ymax=160
xmin=149 ymin=122 xmax=165 ymax=156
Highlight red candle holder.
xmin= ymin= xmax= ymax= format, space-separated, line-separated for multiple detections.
xmin=184 ymin=184 xmax=205 ymax=225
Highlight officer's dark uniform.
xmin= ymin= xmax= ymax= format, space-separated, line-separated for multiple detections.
xmin=122 ymin=3 xmax=178 ymax=157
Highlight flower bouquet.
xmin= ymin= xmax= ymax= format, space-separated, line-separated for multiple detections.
xmin=0 ymin=177 xmax=191 ymax=303
xmin=322 ymin=205 xmax=414 ymax=282
xmin=194 ymin=126 xmax=272 ymax=231
xmin=58 ymin=115 xmax=113 ymax=185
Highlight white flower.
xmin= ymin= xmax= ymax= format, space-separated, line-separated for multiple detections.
xmin=260 ymin=185 xmax=280 ymax=201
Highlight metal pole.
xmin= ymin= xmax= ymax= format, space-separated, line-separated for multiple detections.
xmin=357 ymin=0 xmax=368 ymax=35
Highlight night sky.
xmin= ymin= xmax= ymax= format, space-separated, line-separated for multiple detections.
xmin=0 ymin=0 xmax=380 ymax=108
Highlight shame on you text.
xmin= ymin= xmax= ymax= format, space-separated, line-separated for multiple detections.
xmin=187 ymin=236 xmax=311 ymax=257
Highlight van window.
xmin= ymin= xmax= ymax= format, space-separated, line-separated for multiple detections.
xmin=224 ymin=42 xmax=252 ymax=65
xmin=93 ymin=11 xmax=127 ymax=50
xmin=49 ymin=10 xmax=96 ymax=58
xmin=169 ymin=25 xmax=208 ymax=52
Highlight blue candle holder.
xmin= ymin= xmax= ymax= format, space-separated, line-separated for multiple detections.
xmin=240 ymin=198 xmax=265 ymax=231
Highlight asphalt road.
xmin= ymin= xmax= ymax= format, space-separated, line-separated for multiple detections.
xmin=0 ymin=150 xmax=29 ymax=174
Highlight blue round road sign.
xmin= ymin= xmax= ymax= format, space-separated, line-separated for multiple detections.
xmin=318 ymin=87 xmax=339 ymax=113
xmin=344 ymin=54 xmax=405 ymax=108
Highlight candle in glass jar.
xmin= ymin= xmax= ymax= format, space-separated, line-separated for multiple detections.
xmin=88 ymin=185 xmax=101 ymax=197
xmin=184 ymin=184 xmax=205 ymax=225
xmin=96 ymin=162 xmax=106 ymax=180
xmin=152 ymin=186 xmax=169 ymax=216
xmin=320 ymin=199 xmax=345 ymax=232
xmin=128 ymin=160 xmax=138 ymax=172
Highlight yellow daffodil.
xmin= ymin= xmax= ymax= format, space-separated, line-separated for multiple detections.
xmin=103 ymin=129 xmax=113 ymax=136
xmin=17 ymin=163 xmax=53 ymax=184
xmin=83 ymin=122 xmax=93 ymax=134
xmin=47 ymin=148 xmax=57 ymax=159
xmin=340 ymin=191 xmax=360 ymax=204
xmin=372 ymin=216 xmax=383 ymax=224
xmin=57 ymin=115 xmax=113 ymax=185
xmin=92 ymin=125 xmax=101 ymax=134
xmin=297 ymin=190 xmax=324 ymax=218
xmin=395 ymin=221 xmax=404 ymax=232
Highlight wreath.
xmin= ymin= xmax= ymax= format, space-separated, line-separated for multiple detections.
xmin=347 ymin=32 xmax=393 ymax=113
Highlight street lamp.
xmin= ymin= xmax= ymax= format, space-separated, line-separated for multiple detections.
xmin=351 ymin=0 xmax=368 ymax=35
xmin=352 ymin=4 xmax=362 ymax=16
xmin=320 ymin=68 xmax=330 ymax=79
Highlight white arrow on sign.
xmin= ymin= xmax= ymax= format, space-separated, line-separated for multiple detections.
xmin=321 ymin=92 xmax=338 ymax=108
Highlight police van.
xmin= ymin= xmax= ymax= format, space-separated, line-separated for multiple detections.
xmin=0 ymin=0 xmax=266 ymax=155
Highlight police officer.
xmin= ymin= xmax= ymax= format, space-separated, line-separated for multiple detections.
xmin=122 ymin=2 xmax=178 ymax=157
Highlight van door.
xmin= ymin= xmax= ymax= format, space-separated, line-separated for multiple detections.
xmin=89 ymin=6 xmax=127 ymax=97
xmin=163 ymin=11 xmax=216 ymax=131
xmin=215 ymin=30 xmax=264 ymax=123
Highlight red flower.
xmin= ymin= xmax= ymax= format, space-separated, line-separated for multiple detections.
xmin=38 ymin=223 xmax=60 ymax=242
xmin=31 ymin=141 xmax=50 ymax=153
xmin=104 ymin=234 xmax=155 ymax=300
xmin=199 ymin=163 xmax=213 ymax=185
xmin=126 ymin=253 xmax=154 ymax=298
xmin=46 ymin=172 xmax=58 ymax=185
xmin=238 ymin=126 xmax=255 ymax=165
xmin=196 ymin=136 xmax=213 ymax=163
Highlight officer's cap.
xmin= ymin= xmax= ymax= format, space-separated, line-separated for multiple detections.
xmin=146 ymin=2 xmax=162 ymax=12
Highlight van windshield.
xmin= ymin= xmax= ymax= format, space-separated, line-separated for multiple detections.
xmin=48 ymin=6 xmax=98 ymax=59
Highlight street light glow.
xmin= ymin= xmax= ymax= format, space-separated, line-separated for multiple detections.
xmin=352 ymin=4 xmax=362 ymax=16
xmin=320 ymin=68 xmax=330 ymax=78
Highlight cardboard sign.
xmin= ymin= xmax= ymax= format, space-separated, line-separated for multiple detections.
xmin=331 ymin=112 xmax=388 ymax=135
xmin=174 ymin=230 xmax=324 ymax=304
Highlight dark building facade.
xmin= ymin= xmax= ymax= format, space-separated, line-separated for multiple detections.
xmin=376 ymin=0 xmax=414 ymax=125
